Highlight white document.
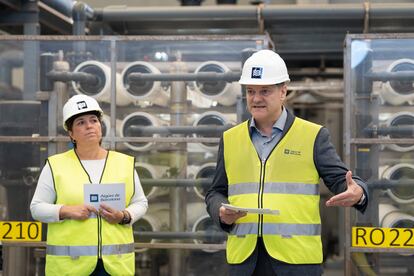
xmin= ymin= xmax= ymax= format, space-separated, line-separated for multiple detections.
xmin=221 ymin=203 xmax=280 ymax=215
xmin=84 ymin=183 xmax=126 ymax=217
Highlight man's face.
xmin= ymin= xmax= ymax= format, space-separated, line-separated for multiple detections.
xmin=246 ymin=84 xmax=287 ymax=124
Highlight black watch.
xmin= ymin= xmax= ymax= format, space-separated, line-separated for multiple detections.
xmin=119 ymin=210 xmax=131 ymax=225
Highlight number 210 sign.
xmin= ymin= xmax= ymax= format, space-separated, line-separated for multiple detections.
xmin=0 ymin=221 xmax=42 ymax=242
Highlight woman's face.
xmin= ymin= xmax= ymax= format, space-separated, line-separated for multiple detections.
xmin=69 ymin=114 xmax=102 ymax=147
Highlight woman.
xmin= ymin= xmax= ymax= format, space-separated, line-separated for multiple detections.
xmin=31 ymin=94 xmax=148 ymax=275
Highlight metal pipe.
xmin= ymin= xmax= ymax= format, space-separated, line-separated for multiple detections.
xmin=365 ymin=71 xmax=414 ymax=81
xmin=94 ymin=4 xmax=414 ymax=22
xmin=128 ymin=72 xmax=240 ymax=82
xmin=141 ymin=178 xmax=212 ymax=188
xmin=169 ymin=61 xmax=188 ymax=276
xmin=40 ymin=0 xmax=75 ymax=17
xmin=128 ymin=125 xmax=232 ymax=136
xmin=368 ymin=179 xmax=414 ymax=189
xmin=95 ymin=5 xmax=257 ymax=21
xmin=46 ymin=71 xmax=99 ymax=84
xmin=72 ymin=1 xmax=95 ymax=35
xmin=363 ymin=126 xmax=414 ymax=137
xmin=133 ymin=231 xmax=226 ymax=240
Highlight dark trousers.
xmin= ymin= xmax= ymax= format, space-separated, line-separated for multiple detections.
xmin=229 ymin=238 xmax=323 ymax=276
xmin=90 ymin=259 xmax=110 ymax=276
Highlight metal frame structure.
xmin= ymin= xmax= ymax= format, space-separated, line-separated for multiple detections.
xmin=344 ymin=33 xmax=414 ymax=276
xmin=0 ymin=34 xmax=267 ymax=276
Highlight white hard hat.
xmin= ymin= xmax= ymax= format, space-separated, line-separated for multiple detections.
xmin=239 ymin=50 xmax=290 ymax=85
xmin=62 ymin=94 xmax=103 ymax=131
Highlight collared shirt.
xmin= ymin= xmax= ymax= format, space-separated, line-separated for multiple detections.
xmin=250 ymin=107 xmax=287 ymax=161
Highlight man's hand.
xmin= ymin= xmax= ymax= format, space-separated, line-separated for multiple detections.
xmin=99 ymin=203 xmax=124 ymax=224
xmin=326 ymin=171 xmax=364 ymax=207
xmin=59 ymin=205 xmax=97 ymax=220
xmin=219 ymin=206 xmax=247 ymax=225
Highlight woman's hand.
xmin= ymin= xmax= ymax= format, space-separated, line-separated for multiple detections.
xmin=59 ymin=205 xmax=97 ymax=220
xmin=99 ymin=203 xmax=124 ymax=224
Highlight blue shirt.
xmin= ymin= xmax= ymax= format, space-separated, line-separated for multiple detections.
xmin=250 ymin=107 xmax=287 ymax=162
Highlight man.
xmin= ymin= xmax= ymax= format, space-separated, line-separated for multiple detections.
xmin=205 ymin=50 xmax=368 ymax=276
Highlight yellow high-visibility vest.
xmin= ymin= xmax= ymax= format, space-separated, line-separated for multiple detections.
xmin=46 ymin=149 xmax=135 ymax=276
xmin=224 ymin=117 xmax=322 ymax=264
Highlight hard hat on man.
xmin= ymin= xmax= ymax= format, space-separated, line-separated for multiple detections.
xmin=239 ymin=50 xmax=290 ymax=85
xmin=62 ymin=94 xmax=103 ymax=131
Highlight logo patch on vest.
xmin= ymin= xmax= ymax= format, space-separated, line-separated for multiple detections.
xmin=284 ymin=149 xmax=301 ymax=156
xmin=90 ymin=194 xmax=99 ymax=202
xmin=76 ymin=100 xmax=88 ymax=110
xmin=251 ymin=67 xmax=263 ymax=79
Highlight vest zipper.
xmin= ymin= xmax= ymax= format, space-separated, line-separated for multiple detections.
xmin=258 ymin=158 xmax=266 ymax=237
xmin=98 ymin=214 xmax=102 ymax=258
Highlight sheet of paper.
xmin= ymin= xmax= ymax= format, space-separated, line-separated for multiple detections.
xmin=84 ymin=183 xmax=125 ymax=217
xmin=221 ymin=203 xmax=280 ymax=215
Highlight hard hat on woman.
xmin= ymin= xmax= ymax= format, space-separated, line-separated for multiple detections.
xmin=62 ymin=94 xmax=103 ymax=131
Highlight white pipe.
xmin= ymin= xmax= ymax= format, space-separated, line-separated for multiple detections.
xmin=187 ymin=86 xmax=214 ymax=108
xmin=192 ymin=111 xmax=231 ymax=151
xmin=71 ymin=60 xmax=131 ymax=106
xmin=133 ymin=214 xmax=164 ymax=253
xmin=192 ymin=214 xmax=226 ymax=253
xmin=193 ymin=61 xmax=241 ymax=106
xmin=382 ymin=163 xmax=414 ymax=204
xmin=381 ymin=59 xmax=414 ymax=106
xmin=101 ymin=114 xmax=111 ymax=137
xmin=120 ymin=61 xmax=169 ymax=107
xmin=120 ymin=112 xmax=164 ymax=151
xmin=192 ymin=162 xmax=216 ymax=200
xmin=135 ymin=162 xmax=168 ymax=200
xmin=379 ymin=204 xmax=414 ymax=256
xmin=385 ymin=111 xmax=414 ymax=152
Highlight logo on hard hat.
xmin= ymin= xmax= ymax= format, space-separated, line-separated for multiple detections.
xmin=76 ymin=101 xmax=88 ymax=110
xmin=251 ymin=67 xmax=263 ymax=79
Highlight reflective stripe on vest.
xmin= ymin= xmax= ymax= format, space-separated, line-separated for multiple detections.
xmin=47 ymin=243 xmax=134 ymax=257
xmin=231 ymin=223 xmax=321 ymax=236
xmin=229 ymin=182 xmax=319 ymax=196
xmin=223 ymin=117 xmax=323 ymax=265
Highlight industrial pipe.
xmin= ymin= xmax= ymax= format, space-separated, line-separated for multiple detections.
xmin=368 ymin=179 xmax=414 ymax=190
xmin=379 ymin=204 xmax=414 ymax=256
xmin=380 ymin=59 xmax=414 ymax=106
xmin=193 ymin=61 xmax=241 ymax=106
xmin=127 ymin=125 xmax=232 ymax=136
xmin=135 ymin=162 xmax=168 ymax=200
xmin=94 ymin=4 xmax=414 ymax=23
xmin=193 ymin=111 xmax=232 ymax=151
xmin=71 ymin=60 xmax=131 ymax=106
xmin=133 ymin=231 xmax=226 ymax=240
xmin=133 ymin=214 xmax=164 ymax=253
xmin=384 ymin=112 xmax=414 ymax=152
xmin=95 ymin=5 xmax=257 ymax=21
xmin=363 ymin=125 xmax=414 ymax=137
xmin=382 ymin=163 xmax=414 ymax=204
xmin=128 ymin=72 xmax=240 ymax=82
xmin=140 ymin=178 xmax=211 ymax=188
xmin=41 ymin=0 xmax=76 ymax=17
xmin=192 ymin=215 xmax=226 ymax=253
xmin=121 ymin=61 xmax=169 ymax=107
xmin=120 ymin=112 xmax=165 ymax=151
xmin=192 ymin=163 xmax=215 ymax=200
